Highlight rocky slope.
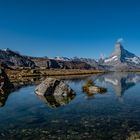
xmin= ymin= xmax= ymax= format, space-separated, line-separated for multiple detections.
xmin=31 ymin=57 xmax=93 ymax=69
xmin=0 ymin=48 xmax=35 ymax=67
xmin=72 ymin=57 xmax=104 ymax=70
xmin=0 ymin=49 xmax=94 ymax=69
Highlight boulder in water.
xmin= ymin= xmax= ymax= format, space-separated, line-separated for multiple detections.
xmin=35 ymin=78 xmax=75 ymax=96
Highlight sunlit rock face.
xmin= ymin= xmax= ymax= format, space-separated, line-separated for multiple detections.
xmin=35 ymin=78 xmax=75 ymax=96
xmin=35 ymin=78 xmax=76 ymax=107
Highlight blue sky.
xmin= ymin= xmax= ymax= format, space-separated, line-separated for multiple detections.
xmin=0 ymin=0 xmax=140 ymax=59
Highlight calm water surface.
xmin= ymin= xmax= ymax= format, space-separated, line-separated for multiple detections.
xmin=1 ymin=73 xmax=140 ymax=140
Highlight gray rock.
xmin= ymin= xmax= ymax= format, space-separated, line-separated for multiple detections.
xmin=35 ymin=78 xmax=75 ymax=96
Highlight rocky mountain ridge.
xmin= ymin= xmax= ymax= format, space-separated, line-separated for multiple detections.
xmin=0 ymin=49 xmax=95 ymax=69
xmin=1 ymin=40 xmax=140 ymax=71
xmin=0 ymin=48 xmax=35 ymax=68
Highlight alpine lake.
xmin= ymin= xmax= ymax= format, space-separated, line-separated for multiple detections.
xmin=1 ymin=72 xmax=140 ymax=140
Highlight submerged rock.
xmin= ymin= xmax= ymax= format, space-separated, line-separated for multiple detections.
xmin=35 ymin=78 xmax=75 ymax=96
xmin=82 ymin=79 xmax=107 ymax=97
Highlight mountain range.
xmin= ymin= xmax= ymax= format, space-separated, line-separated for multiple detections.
xmin=0 ymin=40 xmax=140 ymax=71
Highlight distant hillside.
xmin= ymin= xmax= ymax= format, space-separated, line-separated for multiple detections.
xmin=0 ymin=48 xmax=35 ymax=67
xmin=30 ymin=57 xmax=93 ymax=69
xmin=72 ymin=57 xmax=104 ymax=70
xmin=0 ymin=49 xmax=94 ymax=69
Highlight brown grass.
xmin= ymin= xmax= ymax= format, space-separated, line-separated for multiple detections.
xmin=6 ymin=69 xmax=105 ymax=79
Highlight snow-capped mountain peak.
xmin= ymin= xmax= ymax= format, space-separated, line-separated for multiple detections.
xmin=103 ymin=40 xmax=140 ymax=67
xmin=112 ymin=42 xmax=124 ymax=57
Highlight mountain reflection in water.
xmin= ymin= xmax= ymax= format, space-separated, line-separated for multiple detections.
xmin=96 ymin=72 xmax=140 ymax=98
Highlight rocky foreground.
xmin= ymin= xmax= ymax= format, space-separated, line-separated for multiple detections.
xmin=0 ymin=123 xmax=139 ymax=140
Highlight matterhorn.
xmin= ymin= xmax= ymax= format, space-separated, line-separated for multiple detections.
xmin=103 ymin=39 xmax=140 ymax=70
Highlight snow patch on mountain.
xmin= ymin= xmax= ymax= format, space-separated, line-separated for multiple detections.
xmin=125 ymin=57 xmax=140 ymax=64
xmin=53 ymin=56 xmax=71 ymax=61
xmin=104 ymin=56 xmax=118 ymax=63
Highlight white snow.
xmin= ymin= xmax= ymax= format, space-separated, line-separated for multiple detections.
xmin=3 ymin=48 xmax=10 ymax=51
xmin=105 ymin=54 xmax=140 ymax=65
xmin=104 ymin=56 xmax=118 ymax=63
xmin=125 ymin=57 xmax=140 ymax=64
xmin=54 ymin=56 xmax=70 ymax=61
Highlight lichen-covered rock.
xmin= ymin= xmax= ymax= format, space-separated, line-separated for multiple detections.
xmin=35 ymin=78 xmax=75 ymax=96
